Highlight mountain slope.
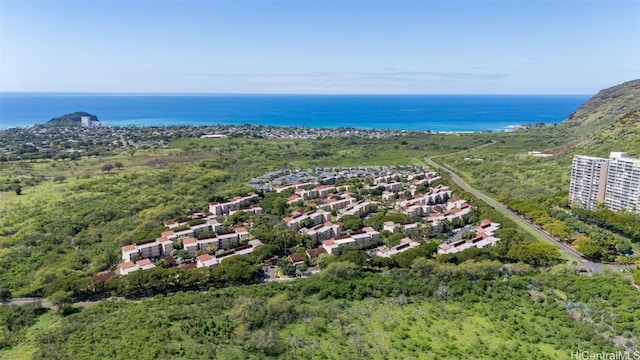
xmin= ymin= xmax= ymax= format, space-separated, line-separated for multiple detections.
xmin=559 ymin=79 xmax=640 ymax=138
xmin=544 ymin=79 xmax=640 ymax=156
xmin=573 ymin=108 xmax=640 ymax=157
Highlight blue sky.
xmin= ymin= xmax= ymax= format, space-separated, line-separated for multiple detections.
xmin=1 ymin=0 xmax=638 ymax=94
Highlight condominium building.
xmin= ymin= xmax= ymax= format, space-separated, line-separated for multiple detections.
xmin=569 ymin=155 xmax=609 ymax=210
xmin=604 ymin=152 xmax=640 ymax=212
xmin=569 ymin=152 xmax=640 ymax=211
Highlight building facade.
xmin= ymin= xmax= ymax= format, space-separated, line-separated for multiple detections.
xmin=604 ymin=152 xmax=640 ymax=211
xmin=569 ymin=155 xmax=609 ymax=210
xmin=569 ymin=152 xmax=640 ymax=212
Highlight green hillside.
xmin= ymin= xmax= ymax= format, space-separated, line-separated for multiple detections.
xmin=441 ymin=79 xmax=640 ymax=197
xmin=561 ymin=79 xmax=640 ymax=138
xmin=45 ymin=112 xmax=99 ymax=127
xmin=439 ymin=79 xmax=640 ymax=262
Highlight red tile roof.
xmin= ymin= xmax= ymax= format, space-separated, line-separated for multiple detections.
xmin=183 ymin=237 xmax=197 ymax=244
xmin=306 ymin=247 xmax=327 ymax=257
xmin=136 ymin=259 xmax=152 ymax=266
xmin=289 ymin=253 xmax=304 ymax=263
xmin=120 ymin=261 xmax=135 ymax=270
xmin=122 ymin=244 xmax=137 ymax=252
xmin=91 ymin=271 xmax=116 ymax=282
xmin=196 ymin=254 xmax=213 ymax=262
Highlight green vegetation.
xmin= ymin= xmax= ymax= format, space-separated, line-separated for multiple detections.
xmin=0 ymin=134 xmax=496 ymax=296
xmin=45 ymin=112 xmax=98 ymax=127
xmin=1 ymin=79 xmax=640 ymax=358
xmin=0 ymin=304 xmax=48 ymax=351
xmin=436 ymin=79 xmax=640 ymax=262
xmin=23 ymin=266 xmax=640 ymax=359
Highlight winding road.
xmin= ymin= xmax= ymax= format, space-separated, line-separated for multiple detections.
xmin=425 ymin=157 xmax=629 ymax=274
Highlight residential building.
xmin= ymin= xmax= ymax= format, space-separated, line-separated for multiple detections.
xmin=288 ymin=253 xmax=305 ymax=266
xmin=321 ymin=227 xmax=381 ymax=254
xmin=208 ymin=193 xmax=259 ymax=216
xmin=121 ymin=237 xmax=173 ymax=262
xmin=437 ymin=220 xmax=501 ymax=255
xmin=569 ymin=155 xmax=610 ymax=210
xmin=305 ymin=247 xmax=327 ymax=264
xmin=300 ymin=221 xmax=341 ymax=242
xmin=374 ymin=238 xmax=421 ymax=258
xmin=604 ymin=152 xmax=640 ymax=211
xmin=319 ymin=194 xmax=357 ymax=211
xmin=118 ymin=259 xmax=156 ymax=275
xmin=338 ymin=200 xmax=378 ymax=219
xmin=569 ymin=152 xmax=640 ymax=211
xmin=195 ymin=240 xmax=263 ymax=268
xmin=283 ymin=209 xmax=331 ymax=231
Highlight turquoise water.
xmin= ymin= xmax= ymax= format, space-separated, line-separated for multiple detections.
xmin=0 ymin=93 xmax=590 ymax=131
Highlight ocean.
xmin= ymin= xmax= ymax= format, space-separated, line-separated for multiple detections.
xmin=0 ymin=93 xmax=590 ymax=132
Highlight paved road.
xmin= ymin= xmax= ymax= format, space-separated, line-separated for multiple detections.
xmin=2 ymin=297 xmax=54 ymax=308
xmin=424 ymin=157 xmax=621 ymax=274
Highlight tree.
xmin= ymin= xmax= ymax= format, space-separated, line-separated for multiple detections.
xmin=213 ymin=256 xmax=261 ymax=284
xmin=156 ymin=259 xmax=171 ymax=268
xmin=316 ymin=253 xmax=336 ymax=269
xmin=573 ymin=238 xmax=605 ymax=261
xmin=461 ymin=230 xmax=476 ymax=240
xmin=260 ymin=192 xmax=287 ymax=216
xmin=299 ymin=218 xmax=316 ymax=229
xmin=505 ymin=242 xmax=560 ymax=266
xmin=340 ymin=215 xmax=364 ymax=232
xmin=101 ymin=164 xmax=114 ymax=173
xmin=411 ymin=257 xmax=436 ymax=277
xmin=49 ymin=290 xmax=74 ymax=307
xmin=384 ymin=233 xmax=404 ymax=247
xmin=0 ymin=288 xmax=11 ymax=302
xmin=320 ymin=261 xmax=359 ymax=281
xmin=633 ymin=270 xmax=640 ymax=285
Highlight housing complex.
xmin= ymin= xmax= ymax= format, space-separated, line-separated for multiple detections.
xmin=569 ymin=152 xmax=640 ymax=211
xmin=116 ymin=165 xmax=500 ymax=277
xmin=437 ymin=219 xmax=501 ymax=255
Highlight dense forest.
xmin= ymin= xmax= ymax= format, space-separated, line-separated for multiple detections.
xmin=2 ymin=263 xmax=638 ymax=359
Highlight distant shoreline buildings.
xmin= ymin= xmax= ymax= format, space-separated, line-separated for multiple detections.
xmin=80 ymin=115 xmax=109 ymax=128
xmin=569 ymin=152 xmax=640 ymax=212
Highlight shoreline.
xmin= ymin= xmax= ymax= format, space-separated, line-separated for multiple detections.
xmin=0 ymin=121 xmax=541 ymax=134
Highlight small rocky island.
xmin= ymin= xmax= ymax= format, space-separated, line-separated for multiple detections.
xmin=46 ymin=112 xmax=108 ymax=127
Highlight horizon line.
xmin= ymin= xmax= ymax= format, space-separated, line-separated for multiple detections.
xmin=0 ymin=91 xmax=594 ymax=96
